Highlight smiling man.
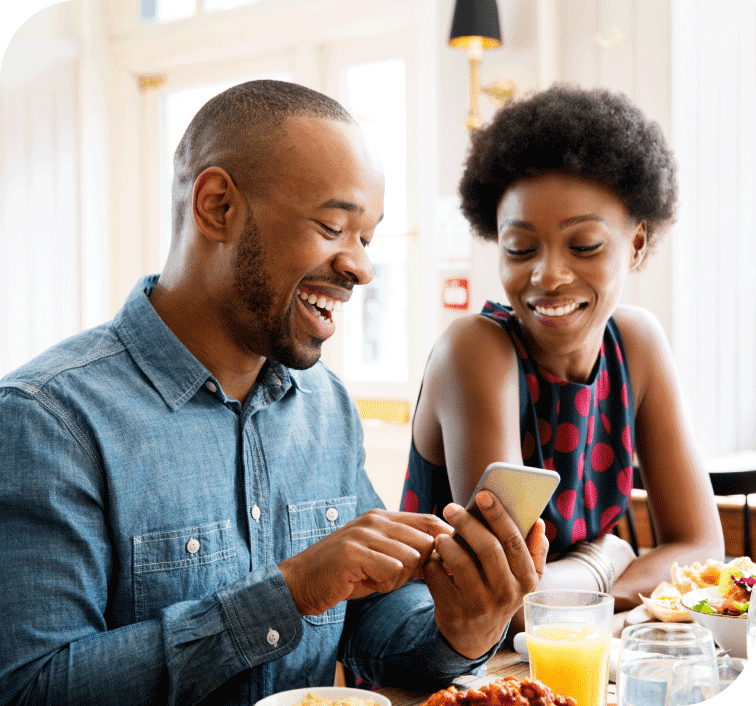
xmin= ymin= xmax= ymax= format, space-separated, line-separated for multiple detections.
xmin=0 ymin=81 xmax=547 ymax=705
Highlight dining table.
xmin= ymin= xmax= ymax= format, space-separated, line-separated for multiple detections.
xmin=375 ymin=611 xmax=630 ymax=706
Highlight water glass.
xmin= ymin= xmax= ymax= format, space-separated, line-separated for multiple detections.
xmin=524 ymin=590 xmax=614 ymax=706
xmin=616 ymin=623 xmax=717 ymax=706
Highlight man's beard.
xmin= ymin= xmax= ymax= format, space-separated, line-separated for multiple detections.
xmin=232 ymin=211 xmax=323 ymax=370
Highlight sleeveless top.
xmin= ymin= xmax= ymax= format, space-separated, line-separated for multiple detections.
xmin=401 ymin=301 xmax=636 ymax=556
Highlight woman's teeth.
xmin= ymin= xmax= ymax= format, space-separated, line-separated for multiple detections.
xmin=297 ymin=289 xmax=344 ymax=322
xmin=534 ymin=302 xmax=580 ymax=317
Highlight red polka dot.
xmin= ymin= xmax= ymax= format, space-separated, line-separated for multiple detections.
xmin=557 ymin=489 xmax=577 ymax=519
xmin=556 ymin=399 xmax=560 ymax=415
xmin=537 ymin=418 xmax=552 ymax=445
xmin=622 ymin=424 xmax=633 ymax=455
xmin=617 ymin=466 xmax=633 ymax=496
xmin=543 ymin=457 xmax=555 ymax=470
xmin=591 ymin=442 xmax=615 ymax=472
xmin=584 ymin=480 xmax=598 ymax=509
xmin=572 ymin=518 xmax=587 ymax=543
xmin=600 ymin=340 xmax=606 ymax=357
xmin=621 ymin=382 xmax=629 ymax=409
xmin=601 ymin=413 xmax=611 ymax=435
xmin=600 ymin=505 xmax=622 ymax=531
xmin=402 ymin=490 xmax=419 ymax=513
xmin=597 ymin=369 xmax=610 ymax=400
xmin=526 ymin=373 xmax=540 ymax=403
xmin=555 ymin=422 xmax=580 ymax=453
xmin=575 ymin=387 xmax=591 ymax=417
xmin=405 ymin=466 xmax=410 ymax=480
xmin=544 ymin=520 xmax=558 ymax=543
xmin=522 ymin=431 xmax=536 ymax=460
xmin=577 ymin=453 xmax=585 ymax=480
xmin=587 ymin=415 xmax=595 ymax=445
xmin=616 ymin=342 xmax=624 ymax=364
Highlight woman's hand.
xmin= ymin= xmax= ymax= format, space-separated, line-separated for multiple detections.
xmin=422 ymin=491 xmax=548 ymax=659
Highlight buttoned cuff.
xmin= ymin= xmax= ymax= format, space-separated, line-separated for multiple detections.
xmin=217 ymin=564 xmax=303 ymax=668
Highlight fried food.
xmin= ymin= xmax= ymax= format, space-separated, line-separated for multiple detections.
xmin=422 ymin=676 xmax=576 ymax=706
xmin=670 ymin=556 xmax=756 ymax=595
xmin=638 ymin=581 xmax=692 ymax=623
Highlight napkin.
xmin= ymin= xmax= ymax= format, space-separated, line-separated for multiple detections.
xmin=512 ymin=632 xmax=622 ymax=682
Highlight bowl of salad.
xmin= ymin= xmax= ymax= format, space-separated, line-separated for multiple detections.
xmin=681 ymin=566 xmax=755 ymax=657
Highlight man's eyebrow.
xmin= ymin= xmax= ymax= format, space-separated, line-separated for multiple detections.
xmin=318 ymin=199 xmax=384 ymax=224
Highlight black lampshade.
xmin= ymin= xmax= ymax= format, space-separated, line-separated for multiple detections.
xmin=449 ymin=0 xmax=502 ymax=50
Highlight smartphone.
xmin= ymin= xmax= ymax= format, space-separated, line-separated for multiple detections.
xmin=465 ymin=461 xmax=560 ymax=538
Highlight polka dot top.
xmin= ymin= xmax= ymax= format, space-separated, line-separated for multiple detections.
xmin=401 ymin=301 xmax=636 ymax=556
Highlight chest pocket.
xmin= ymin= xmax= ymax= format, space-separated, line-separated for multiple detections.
xmin=133 ymin=519 xmax=240 ymax=622
xmin=288 ymin=496 xmax=357 ymax=625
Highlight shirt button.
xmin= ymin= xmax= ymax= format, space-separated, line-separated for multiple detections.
xmin=186 ymin=538 xmax=200 ymax=553
xmin=266 ymin=628 xmax=279 ymax=646
xmin=205 ymin=380 xmax=217 ymax=393
xmin=326 ymin=507 xmax=339 ymax=522
xmin=251 ymin=505 xmax=261 ymax=521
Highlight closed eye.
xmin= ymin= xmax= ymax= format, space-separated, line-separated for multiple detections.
xmin=318 ymin=223 xmax=342 ymax=237
xmin=571 ymin=243 xmax=602 ymax=254
xmin=504 ymin=247 xmax=536 ymax=257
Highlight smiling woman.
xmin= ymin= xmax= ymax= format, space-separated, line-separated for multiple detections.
xmin=401 ymin=84 xmax=724 ymax=634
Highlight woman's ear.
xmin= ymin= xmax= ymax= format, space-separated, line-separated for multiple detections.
xmin=630 ymin=220 xmax=648 ymax=270
xmin=192 ymin=167 xmax=240 ymax=243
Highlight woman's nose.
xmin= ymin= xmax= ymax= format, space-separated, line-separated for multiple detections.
xmin=531 ymin=252 xmax=573 ymax=290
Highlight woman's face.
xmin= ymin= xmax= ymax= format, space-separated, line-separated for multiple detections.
xmin=496 ymin=173 xmax=646 ymax=380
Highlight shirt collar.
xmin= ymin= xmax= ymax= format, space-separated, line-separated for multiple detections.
xmin=115 ymin=275 xmax=310 ymax=411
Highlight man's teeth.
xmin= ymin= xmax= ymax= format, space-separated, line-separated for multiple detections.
xmin=297 ymin=289 xmax=344 ymax=314
xmin=534 ymin=302 xmax=580 ymax=317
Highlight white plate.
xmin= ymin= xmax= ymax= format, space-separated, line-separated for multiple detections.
xmin=255 ymin=687 xmax=391 ymax=706
xmin=681 ymin=586 xmax=748 ymax=658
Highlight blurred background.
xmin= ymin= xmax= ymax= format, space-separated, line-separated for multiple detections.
xmin=1 ymin=0 xmax=755 ymax=510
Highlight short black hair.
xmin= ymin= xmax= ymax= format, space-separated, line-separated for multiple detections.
xmin=459 ymin=84 xmax=677 ymax=253
xmin=171 ymin=80 xmax=354 ymax=234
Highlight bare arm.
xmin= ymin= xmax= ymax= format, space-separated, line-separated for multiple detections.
xmin=610 ymin=306 xmax=724 ymax=608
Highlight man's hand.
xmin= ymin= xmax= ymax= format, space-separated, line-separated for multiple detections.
xmin=278 ymin=509 xmax=453 ymax=617
xmin=423 ymin=491 xmax=548 ymax=659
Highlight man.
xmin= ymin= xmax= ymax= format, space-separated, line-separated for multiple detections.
xmin=0 ymin=80 xmax=547 ymax=705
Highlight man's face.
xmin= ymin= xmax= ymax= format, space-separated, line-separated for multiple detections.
xmin=222 ymin=116 xmax=385 ymax=369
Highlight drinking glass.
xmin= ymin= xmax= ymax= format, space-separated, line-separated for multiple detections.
xmin=616 ymin=624 xmax=717 ymax=706
xmin=524 ymin=590 xmax=614 ymax=706
xmin=748 ymin=591 xmax=756 ymax=659
xmin=666 ymin=660 xmax=720 ymax=705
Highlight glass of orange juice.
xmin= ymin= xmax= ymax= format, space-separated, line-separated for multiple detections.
xmin=524 ymin=590 xmax=614 ymax=706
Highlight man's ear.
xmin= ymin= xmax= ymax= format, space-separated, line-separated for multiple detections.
xmin=192 ymin=167 xmax=241 ymax=243
xmin=630 ymin=220 xmax=647 ymax=270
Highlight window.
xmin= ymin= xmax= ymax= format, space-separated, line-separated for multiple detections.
xmin=141 ymin=0 xmax=261 ymax=24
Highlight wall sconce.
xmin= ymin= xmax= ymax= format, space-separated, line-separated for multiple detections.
xmin=449 ymin=0 xmax=515 ymax=130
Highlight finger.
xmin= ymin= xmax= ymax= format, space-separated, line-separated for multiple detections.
xmin=526 ymin=518 xmax=549 ymax=580
xmin=471 ymin=491 xmax=536 ymax=583
xmin=382 ymin=510 xmax=454 ymax=538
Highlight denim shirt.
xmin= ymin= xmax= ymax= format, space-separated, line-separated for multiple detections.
xmin=0 ymin=276 xmax=493 ymax=706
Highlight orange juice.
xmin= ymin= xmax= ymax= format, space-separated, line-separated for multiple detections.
xmin=526 ymin=622 xmax=611 ymax=706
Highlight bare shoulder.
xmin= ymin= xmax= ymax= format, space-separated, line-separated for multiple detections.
xmin=428 ymin=314 xmax=518 ymax=377
xmin=612 ymin=305 xmax=675 ymax=409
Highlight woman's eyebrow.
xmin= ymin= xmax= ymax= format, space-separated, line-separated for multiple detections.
xmin=499 ymin=218 xmax=535 ymax=233
xmin=559 ymin=214 xmax=604 ymax=228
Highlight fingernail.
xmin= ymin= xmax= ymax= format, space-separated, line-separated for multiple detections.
xmin=477 ymin=491 xmax=494 ymax=508
xmin=443 ymin=503 xmax=461 ymax=519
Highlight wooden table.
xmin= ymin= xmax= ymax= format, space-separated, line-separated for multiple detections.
xmin=375 ymin=613 xmax=629 ymax=706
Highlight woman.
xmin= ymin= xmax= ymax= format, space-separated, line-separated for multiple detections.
xmin=402 ymin=85 xmax=724 ymax=622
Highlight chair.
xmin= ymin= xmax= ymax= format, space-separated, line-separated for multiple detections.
xmin=621 ymin=453 xmax=756 ymax=558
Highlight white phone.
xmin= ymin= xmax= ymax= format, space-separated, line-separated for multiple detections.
xmin=465 ymin=461 xmax=560 ymax=538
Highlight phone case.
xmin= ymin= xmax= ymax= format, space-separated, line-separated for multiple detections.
xmin=465 ymin=462 xmax=560 ymax=538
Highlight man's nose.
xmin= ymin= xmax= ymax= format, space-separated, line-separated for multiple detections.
xmin=334 ymin=235 xmax=374 ymax=285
